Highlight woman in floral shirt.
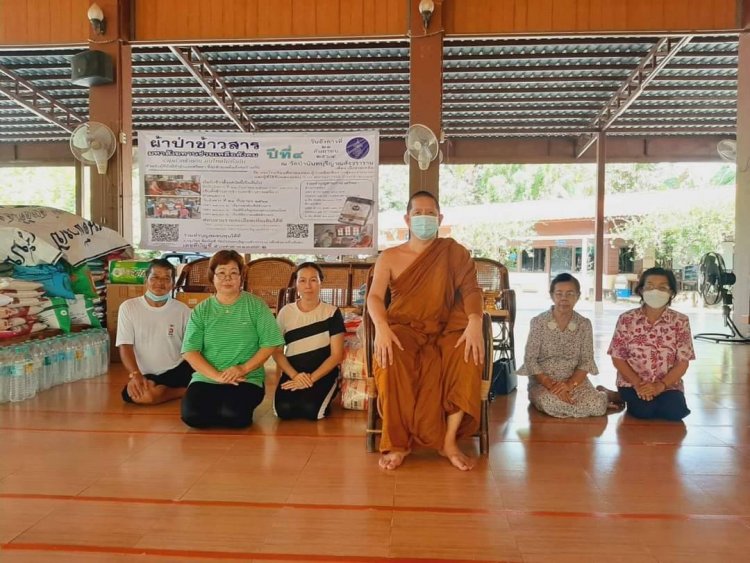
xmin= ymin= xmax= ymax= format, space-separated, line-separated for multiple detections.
xmin=607 ymin=267 xmax=695 ymax=421
xmin=517 ymin=273 xmax=617 ymax=418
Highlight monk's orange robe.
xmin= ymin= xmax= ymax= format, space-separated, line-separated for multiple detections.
xmin=374 ymin=238 xmax=483 ymax=453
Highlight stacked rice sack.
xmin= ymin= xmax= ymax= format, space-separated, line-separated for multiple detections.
xmin=0 ymin=277 xmax=47 ymax=339
xmin=85 ymin=258 xmax=108 ymax=326
xmin=339 ymin=311 xmax=372 ymax=410
xmin=10 ymin=262 xmax=102 ymax=334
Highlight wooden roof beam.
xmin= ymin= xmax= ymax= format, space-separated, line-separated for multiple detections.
xmin=576 ymin=36 xmax=693 ymax=158
xmin=168 ymin=45 xmax=256 ymax=132
xmin=0 ymin=64 xmax=85 ymax=134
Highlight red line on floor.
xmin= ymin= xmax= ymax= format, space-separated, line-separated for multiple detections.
xmin=2 ymin=492 xmax=746 ymax=522
xmin=0 ymin=542 xmax=505 ymax=563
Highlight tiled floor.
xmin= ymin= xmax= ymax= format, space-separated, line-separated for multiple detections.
xmin=0 ymin=303 xmax=749 ymax=562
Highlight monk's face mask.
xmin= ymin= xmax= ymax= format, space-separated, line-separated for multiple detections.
xmin=410 ymin=215 xmax=439 ymax=240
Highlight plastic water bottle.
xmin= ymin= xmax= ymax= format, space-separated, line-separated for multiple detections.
xmin=62 ymin=338 xmax=76 ymax=383
xmin=0 ymin=348 xmax=10 ymax=403
xmin=98 ymin=330 xmax=110 ymax=376
xmin=51 ymin=338 xmax=64 ymax=387
xmin=9 ymin=346 xmax=26 ymax=402
xmin=26 ymin=343 xmax=41 ymax=399
xmin=44 ymin=340 xmax=59 ymax=390
xmin=81 ymin=333 xmax=92 ymax=379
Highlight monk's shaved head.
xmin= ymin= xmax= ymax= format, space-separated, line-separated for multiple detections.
xmin=407 ymin=191 xmax=440 ymax=214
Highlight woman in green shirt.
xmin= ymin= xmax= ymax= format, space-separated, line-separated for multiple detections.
xmin=181 ymin=250 xmax=285 ymax=428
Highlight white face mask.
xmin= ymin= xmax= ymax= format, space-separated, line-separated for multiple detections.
xmin=642 ymin=289 xmax=671 ymax=309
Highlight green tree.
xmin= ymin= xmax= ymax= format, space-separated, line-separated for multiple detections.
xmin=378 ymin=165 xmax=409 ymax=211
xmin=711 ymin=164 xmax=736 ymax=186
xmin=451 ymin=219 xmax=536 ymax=264
xmin=612 ymin=204 xmax=734 ymax=267
xmin=0 ymin=167 xmax=76 ymax=211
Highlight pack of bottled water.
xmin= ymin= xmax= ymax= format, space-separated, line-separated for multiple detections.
xmin=0 ymin=328 xmax=110 ymax=403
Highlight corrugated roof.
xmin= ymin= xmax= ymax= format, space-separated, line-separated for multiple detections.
xmin=0 ymin=35 xmax=738 ymax=144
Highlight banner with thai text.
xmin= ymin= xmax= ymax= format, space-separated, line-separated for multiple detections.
xmin=138 ymin=131 xmax=379 ymax=255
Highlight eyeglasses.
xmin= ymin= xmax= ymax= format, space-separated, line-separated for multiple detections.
xmin=552 ymin=291 xmax=579 ymax=298
xmin=644 ymin=285 xmax=671 ymax=291
xmin=214 ymin=272 xmax=240 ymax=281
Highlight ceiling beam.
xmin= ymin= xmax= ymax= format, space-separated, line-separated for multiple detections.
xmin=0 ymin=64 xmax=85 ymax=134
xmin=575 ymin=36 xmax=693 ymax=158
xmin=168 ymin=45 xmax=256 ymax=132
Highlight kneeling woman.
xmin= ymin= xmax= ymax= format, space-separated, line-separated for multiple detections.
xmin=181 ymin=250 xmax=285 ymax=428
xmin=517 ymin=273 xmax=616 ymax=418
xmin=273 ymin=262 xmax=345 ymax=420
xmin=607 ymin=267 xmax=694 ymax=421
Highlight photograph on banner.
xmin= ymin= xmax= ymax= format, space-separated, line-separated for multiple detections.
xmin=313 ymin=223 xmax=374 ymax=249
xmin=145 ymin=174 xmax=201 ymax=196
xmin=146 ymin=197 xmax=201 ymax=220
xmin=138 ymin=131 xmax=378 ymax=255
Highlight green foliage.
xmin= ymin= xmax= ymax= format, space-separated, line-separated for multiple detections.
xmin=0 ymin=167 xmax=76 ymax=211
xmin=451 ymin=220 xmax=536 ymax=263
xmin=711 ymin=164 xmax=736 ymax=186
xmin=613 ymin=204 xmax=735 ymax=267
xmin=378 ymin=165 xmax=409 ymax=212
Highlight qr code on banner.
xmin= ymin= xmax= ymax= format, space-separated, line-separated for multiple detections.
xmin=286 ymin=223 xmax=308 ymax=239
xmin=150 ymin=223 xmax=180 ymax=243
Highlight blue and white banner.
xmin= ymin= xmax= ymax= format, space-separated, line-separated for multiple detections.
xmin=138 ymin=131 xmax=379 ymax=255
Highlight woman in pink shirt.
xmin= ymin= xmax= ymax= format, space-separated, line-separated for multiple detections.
xmin=607 ymin=267 xmax=694 ymax=421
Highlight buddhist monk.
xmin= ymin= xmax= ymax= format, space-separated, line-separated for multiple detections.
xmin=367 ymin=191 xmax=484 ymax=471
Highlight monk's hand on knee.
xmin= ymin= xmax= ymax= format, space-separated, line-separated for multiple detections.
xmin=375 ymin=326 xmax=402 ymax=367
xmin=456 ymin=320 xmax=484 ymax=365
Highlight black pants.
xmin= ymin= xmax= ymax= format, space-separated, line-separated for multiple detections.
xmin=274 ymin=369 xmax=339 ymax=421
xmin=121 ymin=360 xmax=193 ymax=403
xmin=181 ymin=381 xmax=265 ymax=429
xmin=618 ymin=386 xmax=690 ymax=421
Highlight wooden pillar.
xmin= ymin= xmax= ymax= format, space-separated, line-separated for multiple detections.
xmin=408 ymin=0 xmax=443 ymax=199
xmin=594 ymin=132 xmax=606 ymax=308
xmin=74 ymin=159 xmax=84 ymax=216
xmin=733 ymin=0 xmax=750 ymax=325
xmin=88 ymin=0 xmax=133 ymax=240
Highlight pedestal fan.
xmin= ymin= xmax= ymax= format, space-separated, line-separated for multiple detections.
xmin=693 ymin=252 xmax=750 ymax=344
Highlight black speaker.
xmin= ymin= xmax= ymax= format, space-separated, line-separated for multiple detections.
xmin=71 ymin=50 xmax=114 ymax=87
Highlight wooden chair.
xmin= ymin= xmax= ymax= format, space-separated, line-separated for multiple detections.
xmin=317 ymin=263 xmax=357 ymax=308
xmin=362 ymin=272 xmax=494 ymax=454
xmin=473 ymin=257 xmax=517 ymax=372
xmin=276 ymin=262 xmax=374 ymax=311
xmin=244 ymin=257 xmax=295 ymax=313
xmin=174 ymin=257 xmax=212 ymax=293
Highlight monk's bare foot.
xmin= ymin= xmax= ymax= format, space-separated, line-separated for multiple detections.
xmin=378 ymin=450 xmax=409 ymax=470
xmin=439 ymin=445 xmax=475 ymax=471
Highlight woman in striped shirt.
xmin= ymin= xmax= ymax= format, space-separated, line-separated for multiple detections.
xmin=180 ymin=250 xmax=285 ymax=428
xmin=273 ymin=263 xmax=345 ymax=421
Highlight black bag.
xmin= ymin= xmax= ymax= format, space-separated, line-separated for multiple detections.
xmin=491 ymin=358 xmax=517 ymax=396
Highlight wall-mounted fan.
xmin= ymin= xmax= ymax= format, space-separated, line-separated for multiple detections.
xmin=717 ymin=139 xmax=737 ymax=163
xmin=694 ymin=252 xmax=750 ymax=344
xmin=404 ymin=124 xmax=440 ymax=171
xmin=70 ymin=121 xmax=116 ymax=174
